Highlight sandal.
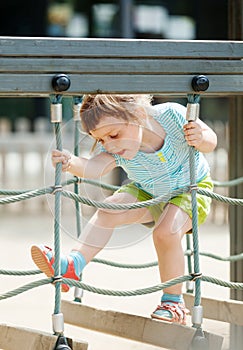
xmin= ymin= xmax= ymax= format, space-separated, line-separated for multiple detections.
xmin=151 ymin=301 xmax=189 ymax=325
xmin=31 ymin=245 xmax=80 ymax=292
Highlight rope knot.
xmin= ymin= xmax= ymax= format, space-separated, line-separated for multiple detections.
xmin=52 ymin=275 xmax=63 ymax=284
xmin=190 ymin=184 xmax=198 ymax=192
xmin=75 ymin=176 xmax=83 ymax=184
xmin=190 ymin=272 xmax=202 ymax=281
xmin=52 ymin=185 xmax=63 ymax=194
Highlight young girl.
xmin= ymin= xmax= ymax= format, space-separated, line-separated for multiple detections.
xmin=31 ymin=94 xmax=217 ymax=325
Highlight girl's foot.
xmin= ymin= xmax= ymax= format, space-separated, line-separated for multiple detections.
xmin=31 ymin=245 xmax=82 ymax=292
xmin=151 ymin=301 xmax=189 ymax=325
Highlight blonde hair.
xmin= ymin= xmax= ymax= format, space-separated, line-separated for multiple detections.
xmin=80 ymin=94 xmax=152 ymax=134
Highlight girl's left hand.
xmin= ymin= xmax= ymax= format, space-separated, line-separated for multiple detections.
xmin=183 ymin=121 xmax=203 ymax=148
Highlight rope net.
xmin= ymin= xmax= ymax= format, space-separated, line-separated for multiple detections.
xmin=0 ymin=93 xmax=243 ymax=335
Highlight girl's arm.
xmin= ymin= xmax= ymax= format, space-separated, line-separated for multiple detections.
xmin=183 ymin=119 xmax=217 ymax=153
xmin=51 ymin=150 xmax=117 ymax=179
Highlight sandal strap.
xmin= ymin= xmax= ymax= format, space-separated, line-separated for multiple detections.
xmin=41 ymin=246 xmax=79 ymax=280
xmin=43 ymin=245 xmax=55 ymax=265
xmin=62 ymin=256 xmax=79 ymax=280
xmin=155 ymin=302 xmax=189 ymax=324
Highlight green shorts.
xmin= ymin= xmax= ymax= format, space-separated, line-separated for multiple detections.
xmin=116 ymin=175 xmax=213 ymax=228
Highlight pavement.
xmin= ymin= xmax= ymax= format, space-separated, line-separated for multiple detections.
xmin=0 ymin=212 xmax=234 ymax=349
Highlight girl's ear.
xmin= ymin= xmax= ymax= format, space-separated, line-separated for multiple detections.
xmin=90 ymin=139 xmax=98 ymax=154
xmin=132 ymin=106 xmax=148 ymax=125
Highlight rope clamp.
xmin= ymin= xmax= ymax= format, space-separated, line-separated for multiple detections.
xmin=185 ymin=249 xmax=194 ymax=257
xmin=52 ymin=185 xmax=63 ymax=194
xmin=73 ymin=102 xmax=82 ymax=121
xmin=75 ymin=176 xmax=82 ymax=184
xmin=52 ymin=275 xmax=63 ymax=284
xmin=51 ymin=102 xmax=62 ymax=123
xmin=186 ymin=103 xmax=200 ymax=121
xmin=190 ymin=272 xmax=202 ymax=281
xmin=190 ymin=184 xmax=198 ymax=192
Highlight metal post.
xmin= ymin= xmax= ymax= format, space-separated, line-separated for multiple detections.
xmin=119 ymin=0 xmax=134 ymax=38
xmin=229 ymin=96 xmax=243 ymax=349
xmin=228 ymin=1 xmax=243 ymax=348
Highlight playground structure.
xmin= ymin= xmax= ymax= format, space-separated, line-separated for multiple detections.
xmin=0 ymin=37 xmax=243 ymax=350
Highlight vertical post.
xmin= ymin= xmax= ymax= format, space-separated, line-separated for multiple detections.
xmin=228 ymin=1 xmax=243 ymax=349
xmin=119 ymin=0 xmax=134 ymax=38
xmin=229 ymin=96 xmax=243 ymax=349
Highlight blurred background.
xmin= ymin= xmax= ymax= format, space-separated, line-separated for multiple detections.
xmin=0 ymin=0 xmax=230 ymax=222
xmin=0 ymin=2 xmax=242 ymax=349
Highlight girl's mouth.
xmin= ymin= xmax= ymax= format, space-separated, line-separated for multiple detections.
xmin=116 ymin=150 xmax=125 ymax=156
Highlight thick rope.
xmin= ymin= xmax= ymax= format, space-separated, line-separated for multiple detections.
xmin=213 ymin=176 xmax=243 ymax=187
xmin=52 ymin=96 xmax=63 ymax=318
xmin=0 ymin=248 xmax=242 ymax=277
xmin=64 ymin=275 xmax=243 ymax=294
xmin=1 ymin=181 xmax=243 ymax=207
xmin=197 ymin=188 xmax=243 ymax=206
xmin=2 ymin=175 xmax=243 ymax=196
xmin=187 ymin=93 xmax=201 ymax=308
xmin=0 ymin=269 xmax=42 ymax=276
xmin=1 ymin=274 xmax=243 ymax=302
xmin=73 ymin=97 xmax=83 ymax=238
xmin=61 ymin=187 xmax=189 ymax=209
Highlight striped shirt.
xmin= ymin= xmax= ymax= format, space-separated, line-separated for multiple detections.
xmin=102 ymin=102 xmax=209 ymax=200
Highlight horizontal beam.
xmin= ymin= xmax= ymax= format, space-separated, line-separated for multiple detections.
xmin=0 ymin=324 xmax=88 ymax=350
xmin=0 ymin=37 xmax=242 ymax=96
xmin=0 ymin=37 xmax=242 ymax=58
xmin=62 ymin=301 xmax=223 ymax=350
xmin=0 ymin=58 xmax=242 ymax=75
xmin=0 ymin=74 xmax=242 ymax=97
xmin=184 ymin=294 xmax=243 ymax=326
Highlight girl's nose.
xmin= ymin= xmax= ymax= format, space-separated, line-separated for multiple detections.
xmin=104 ymin=141 xmax=116 ymax=153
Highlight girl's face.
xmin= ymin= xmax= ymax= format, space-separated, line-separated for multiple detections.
xmin=90 ymin=115 xmax=143 ymax=160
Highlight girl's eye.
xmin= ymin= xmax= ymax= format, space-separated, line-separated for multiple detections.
xmin=110 ymin=134 xmax=118 ymax=139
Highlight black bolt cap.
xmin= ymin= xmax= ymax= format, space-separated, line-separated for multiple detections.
xmin=52 ymin=74 xmax=71 ymax=92
xmin=191 ymin=75 xmax=209 ymax=92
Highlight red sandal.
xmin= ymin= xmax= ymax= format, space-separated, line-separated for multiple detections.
xmin=151 ymin=301 xmax=189 ymax=325
xmin=31 ymin=245 xmax=80 ymax=292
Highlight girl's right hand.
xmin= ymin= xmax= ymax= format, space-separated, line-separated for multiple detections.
xmin=51 ymin=149 xmax=73 ymax=172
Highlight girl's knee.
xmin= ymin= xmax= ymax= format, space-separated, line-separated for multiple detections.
xmin=153 ymin=225 xmax=181 ymax=248
xmin=153 ymin=204 xmax=192 ymax=243
xmin=153 ymin=226 xmax=168 ymax=245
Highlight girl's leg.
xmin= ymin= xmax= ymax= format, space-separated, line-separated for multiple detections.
xmin=31 ymin=192 xmax=153 ymax=287
xmin=151 ymin=203 xmax=192 ymax=324
xmin=153 ymin=203 xmax=192 ymax=294
xmin=73 ymin=191 xmax=153 ymax=262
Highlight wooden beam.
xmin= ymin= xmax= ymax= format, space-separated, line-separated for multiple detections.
xmin=0 ymin=74 xmax=242 ymax=97
xmin=0 ymin=58 xmax=242 ymax=74
xmin=0 ymin=324 xmax=88 ymax=350
xmin=62 ymin=300 xmax=223 ymax=350
xmin=184 ymin=294 xmax=243 ymax=326
xmin=0 ymin=37 xmax=242 ymax=58
xmin=0 ymin=37 xmax=242 ymax=96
